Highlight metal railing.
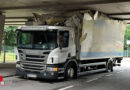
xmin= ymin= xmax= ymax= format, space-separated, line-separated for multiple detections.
xmin=124 ymin=50 xmax=130 ymax=57
xmin=0 ymin=46 xmax=16 ymax=63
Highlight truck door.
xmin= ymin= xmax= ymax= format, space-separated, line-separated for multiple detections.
xmin=58 ymin=31 xmax=69 ymax=63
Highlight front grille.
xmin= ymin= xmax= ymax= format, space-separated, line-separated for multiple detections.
xmin=26 ymin=55 xmax=45 ymax=58
xmin=21 ymin=54 xmax=46 ymax=72
xmin=26 ymin=58 xmax=45 ymax=62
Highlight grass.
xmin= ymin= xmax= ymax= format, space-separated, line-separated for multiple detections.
xmin=0 ymin=51 xmax=16 ymax=63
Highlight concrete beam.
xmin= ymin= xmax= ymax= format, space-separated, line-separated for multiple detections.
xmin=120 ymin=18 xmax=130 ymax=20
xmin=6 ymin=17 xmax=34 ymax=19
xmin=108 ymin=12 xmax=130 ymax=16
xmin=0 ymin=0 xmax=130 ymax=10
xmin=5 ymin=21 xmax=26 ymax=23
xmin=79 ymin=0 xmax=130 ymax=5
xmin=5 ymin=24 xmax=25 ymax=26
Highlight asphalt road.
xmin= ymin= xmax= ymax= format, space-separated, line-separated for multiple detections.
xmin=0 ymin=58 xmax=130 ymax=90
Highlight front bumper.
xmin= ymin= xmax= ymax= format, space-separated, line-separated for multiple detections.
xmin=16 ymin=67 xmax=59 ymax=80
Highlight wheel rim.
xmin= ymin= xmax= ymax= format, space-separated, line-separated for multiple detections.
xmin=67 ymin=68 xmax=74 ymax=78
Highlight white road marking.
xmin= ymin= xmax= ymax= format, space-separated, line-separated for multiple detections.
xmin=106 ymin=74 xmax=113 ymax=77
xmin=86 ymin=78 xmax=99 ymax=83
xmin=116 ymin=71 xmax=123 ymax=73
xmin=58 ymin=85 xmax=74 ymax=90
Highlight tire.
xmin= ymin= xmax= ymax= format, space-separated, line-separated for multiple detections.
xmin=65 ymin=63 xmax=77 ymax=80
xmin=113 ymin=59 xmax=116 ymax=66
xmin=106 ymin=60 xmax=113 ymax=72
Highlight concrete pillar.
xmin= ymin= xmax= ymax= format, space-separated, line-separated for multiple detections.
xmin=0 ymin=14 xmax=5 ymax=54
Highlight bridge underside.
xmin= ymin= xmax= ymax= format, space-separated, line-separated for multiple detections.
xmin=0 ymin=0 xmax=129 ymax=25
xmin=0 ymin=0 xmax=130 ymax=55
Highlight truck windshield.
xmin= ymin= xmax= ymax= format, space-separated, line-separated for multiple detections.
xmin=18 ymin=30 xmax=58 ymax=50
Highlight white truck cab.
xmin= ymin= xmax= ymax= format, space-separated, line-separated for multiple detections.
xmin=16 ymin=26 xmax=76 ymax=79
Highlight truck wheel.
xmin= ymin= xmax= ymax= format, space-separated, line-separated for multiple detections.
xmin=65 ymin=63 xmax=77 ymax=80
xmin=113 ymin=59 xmax=116 ymax=66
xmin=106 ymin=60 xmax=113 ymax=72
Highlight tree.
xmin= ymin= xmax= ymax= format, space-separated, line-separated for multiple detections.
xmin=2 ymin=26 xmax=18 ymax=46
xmin=124 ymin=25 xmax=130 ymax=50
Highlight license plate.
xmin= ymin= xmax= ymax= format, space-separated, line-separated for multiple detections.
xmin=27 ymin=74 xmax=37 ymax=78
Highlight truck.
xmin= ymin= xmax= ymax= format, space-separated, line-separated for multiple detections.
xmin=16 ymin=11 xmax=126 ymax=80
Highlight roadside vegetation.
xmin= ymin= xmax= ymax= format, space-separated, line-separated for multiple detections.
xmin=124 ymin=25 xmax=130 ymax=50
xmin=0 ymin=26 xmax=17 ymax=63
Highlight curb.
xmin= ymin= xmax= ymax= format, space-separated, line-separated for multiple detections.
xmin=0 ymin=63 xmax=16 ymax=68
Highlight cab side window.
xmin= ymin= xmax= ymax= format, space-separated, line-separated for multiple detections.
xmin=59 ymin=31 xmax=69 ymax=48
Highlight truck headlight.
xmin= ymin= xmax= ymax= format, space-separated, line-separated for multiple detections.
xmin=46 ymin=67 xmax=58 ymax=72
